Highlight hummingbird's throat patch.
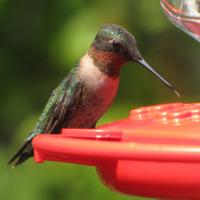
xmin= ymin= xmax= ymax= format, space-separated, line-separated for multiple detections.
xmin=88 ymin=47 xmax=126 ymax=77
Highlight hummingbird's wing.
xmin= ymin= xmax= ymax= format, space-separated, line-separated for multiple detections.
xmin=8 ymin=69 xmax=84 ymax=167
xmin=43 ymin=80 xmax=83 ymax=133
xmin=27 ymin=69 xmax=84 ymax=138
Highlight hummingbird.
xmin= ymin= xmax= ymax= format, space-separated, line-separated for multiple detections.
xmin=8 ymin=24 xmax=179 ymax=167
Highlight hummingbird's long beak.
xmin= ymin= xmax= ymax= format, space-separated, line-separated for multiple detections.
xmin=137 ymin=58 xmax=180 ymax=97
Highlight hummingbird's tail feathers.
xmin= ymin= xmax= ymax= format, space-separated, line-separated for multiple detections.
xmin=7 ymin=140 xmax=33 ymax=168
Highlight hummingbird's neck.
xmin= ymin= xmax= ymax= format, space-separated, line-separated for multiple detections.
xmin=87 ymin=46 xmax=126 ymax=77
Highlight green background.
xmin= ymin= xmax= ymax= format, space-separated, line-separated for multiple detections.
xmin=1 ymin=0 xmax=199 ymax=199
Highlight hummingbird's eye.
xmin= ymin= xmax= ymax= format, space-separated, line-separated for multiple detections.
xmin=112 ymin=40 xmax=120 ymax=49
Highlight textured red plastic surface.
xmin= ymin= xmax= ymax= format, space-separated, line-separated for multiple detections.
xmin=33 ymin=103 xmax=200 ymax=199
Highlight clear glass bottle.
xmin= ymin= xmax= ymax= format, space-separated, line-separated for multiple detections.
xmin=160 ymin=0 xmax=200 ymax=42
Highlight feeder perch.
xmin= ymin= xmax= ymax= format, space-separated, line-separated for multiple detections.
xmin=33 ymin=103 xmax=200 ymax=200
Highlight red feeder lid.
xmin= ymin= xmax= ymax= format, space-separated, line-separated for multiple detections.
xmin=33 ymin=103 xmax=200 ymax=200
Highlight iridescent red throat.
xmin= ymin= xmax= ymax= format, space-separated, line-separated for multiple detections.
xmin=88 ymin=47 xmax=127 ymax=77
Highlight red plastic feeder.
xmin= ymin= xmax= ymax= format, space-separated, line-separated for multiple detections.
xmin=33 ymin=103 xmax=200 ymax=200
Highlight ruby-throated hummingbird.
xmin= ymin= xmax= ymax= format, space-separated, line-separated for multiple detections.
xmin=8 ymin=24 xmax=179 ymax=167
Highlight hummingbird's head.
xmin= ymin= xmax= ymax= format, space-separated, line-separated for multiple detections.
xmin=89 ymin=24 xmax=179 ymax=96
xmin=91 ymin=24 xmax=141 ymax=63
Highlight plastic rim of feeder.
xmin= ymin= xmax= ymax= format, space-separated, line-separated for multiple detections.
xmin=33 ymin=103 xmax=200 ymax=200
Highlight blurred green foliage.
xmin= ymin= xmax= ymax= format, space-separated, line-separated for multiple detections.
xmin=0 ymin=0 xmax=200 ymax=199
